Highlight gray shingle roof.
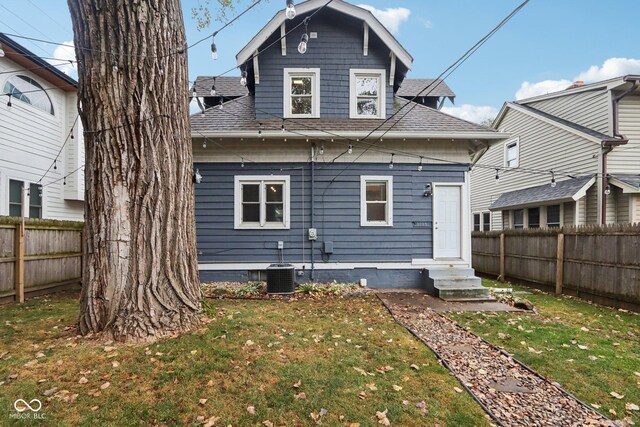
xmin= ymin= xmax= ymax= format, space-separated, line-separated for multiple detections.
xmin=396 ymin=79 xmax=455 ymax=98
xmin=489 ymin=175 xmax=595 ymax=210
xmin=191 ymin=95 xmax=500 ymax=136
xmin=611 ymin=174 xmax=640 ymax=190
xmin=193 ymin=76 xmax=248 ymax=98
xmin=512 ymin=103 xmax=618 ymax=141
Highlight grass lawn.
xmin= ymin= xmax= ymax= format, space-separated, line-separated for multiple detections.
xmin=0 ymin=292 xmax=489 ymax=426
xmin=448 ymin=279 xmax=640 ymax=424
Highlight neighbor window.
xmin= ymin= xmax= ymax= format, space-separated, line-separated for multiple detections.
xmin=234 ymin=176 xmax=290 ymax=229
xmin=528 ymin=207 xmax=540 ymax=228
xmin=473 ymin=213 xmax=481 ymax=231
xmin=350 ymin=69 xmax=386 ymax=119
xmin=9 ymin=179 xmax=23 ymax=217
xmin=361 ymin=176 xmax=393 ymax=226
xmin=483 ymin=212 xmax=491 ymax=231
xmin=513 ymin=209 xmax=524 ymax=229
xmin=284 ymin=68 xmax=319 ymax=118
xmin=3 ymin=75 xmax=55 ymax=115
xmin=504 ymin=138 xmax=519 ymax=168
xmin=546 ymin=204 xmax=561 ymax=228
xmin=29 ymin=183 xmax=42 ymax=218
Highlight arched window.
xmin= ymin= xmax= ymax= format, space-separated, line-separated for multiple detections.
xmin=3 ymin=75 xmax=55 ymax=115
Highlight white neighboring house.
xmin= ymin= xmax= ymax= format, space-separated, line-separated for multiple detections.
xmin=471 ymin=75 xmax=640 ymax=230
xmin=0 ymin=33 xmax=84 ymax=221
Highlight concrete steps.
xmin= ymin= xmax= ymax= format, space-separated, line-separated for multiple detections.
xmin=425 ymin=268 xmax=494 ymax=302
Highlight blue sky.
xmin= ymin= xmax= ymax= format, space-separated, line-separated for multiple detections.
xmin=1 ymin=0 xmax=639 ymax=122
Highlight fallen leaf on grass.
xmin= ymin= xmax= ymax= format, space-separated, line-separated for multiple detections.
xmin=578 ymin=345 xmax=589 ymax=350
xmin=100 ymin=382 xmax=110 ymax=390
xmin=366 ymin=383 xmax=378 ymax=391
xmin=199 ymin=398 xmax=208 ymax=405
xmin=78 ymin=377 xmax=88 ymax=384
xmin=247 ymin=406 xmax=256 ymax=414
xmin=454 ymin=387 xmax=463 ymax=393
xmin=610 ymin=392 xmax=624 ymax=399
xmin=580 ymin=327 xmax=589 ymax=332
xmin=293 ymin=380 xmax=301 ymax=388
xmin=91 ymin=406 xmax=99 ymax=411
xmin=310 ymin=408 xmax=328 ymax=424
xmin=203 ymin=415 xmax=220 ymax=427
xmin=111 ymin=361 xmax=120 ymax=368
xmin=376 ymin=365 xmax=394 ymax=374
xmin=262 ymin=421 xmax=274 ymax=427
xmin=349 ymin=424 xmax=360 ymax=427
xmin=295 ymin=392 xmax=306 ymax=400
xmin=625 ymin=403 xmax=639 ymax=411
xmin=410 ymin=364 xmax=419 ymax=370
xmin=528 ymin=347 xmax=542 ymax=354
xmin=376 ymin=409 xmax=390 ymax=426
xmin=416 ymin=400 xmax=428 ymax=415
xmin=24 ymin=359 xmax=38 ymax=367
xmin=245 ymin=340 xmax=255 ymax=347
xmin=358 ymin=392 xmax=367 ymax=400
xmin=591 ymin=403 xmax=601 ymax=409
xmin=104 ymin=346 xmax=116 ymax=352
xmin=43 ymin=387 xmax=58 ymax=396
xmin=634 ymin=372 xmax=640 ymax=377
xmin=392 ymin=384 xmax=402 ymax=391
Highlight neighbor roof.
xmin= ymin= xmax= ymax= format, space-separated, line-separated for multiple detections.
xmin=610 ymin=174 xmax=640 ymax=193
xmin=489 ymin=175 xmax=595 ymax=210
xmin=396 ymin=79 xmax=455 ymax=98
xmin=0 ymin=33 xmax=77 ymax=91
xmin=193 ymin=76 xmax=248 ymax=98
xmin=236 ymin=0 xmax=413 ymax=69
xmin=190 ymin=95 xmax=504 ymax=139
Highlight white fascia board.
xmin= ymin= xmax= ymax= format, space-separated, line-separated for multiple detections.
xmin=192 ymin=131 xmax=510 ymax=140
xmin=488 ymin=198 xmax=576 ymax=212
xmin=503 ymin=103 xmax=603 ymax=144
xmin=572 ymin=176 xmax=597 ymax=200
xmin=492 ymin=102 xmax=511 ymax=129
xmin=515 ymin=78 xmax=622 ymax=104
xmin=235 ymin=0 xmax=413 ymax=70
xmin=609 ymin=177 xmax=640 ymax=194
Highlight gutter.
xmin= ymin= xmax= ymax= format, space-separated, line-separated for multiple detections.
xmin=191 ymin=131 xmax=510 ymax=141
xmin=602 ymin=75 xmax=639 ymax=224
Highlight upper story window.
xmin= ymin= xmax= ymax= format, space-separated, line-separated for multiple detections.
xmin=8 ymin=180 xmax=42 ymax=218
xmin=350 ymin=69 xmax=386 ymax=119
xmin=504 ymin=137 xmax=519 ymax=168
xmin=360 ymin=176 xmax=393 ymax=226
xmin=3 ymin=75 xmax=55 ymax=115
xmin=284 ymin=68 xmax=319 ymax=118
xmin=234 ymin=175 xmax=290 ymax=229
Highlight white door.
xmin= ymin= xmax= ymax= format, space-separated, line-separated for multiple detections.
xmin=434 ymin=185 xmax=462 ymax=259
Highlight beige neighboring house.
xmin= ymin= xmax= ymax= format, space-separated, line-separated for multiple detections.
xmin=0 ymin=33 xmax=84 ymax=221
xmin=471 ymin=75 xmax=640 ymax=230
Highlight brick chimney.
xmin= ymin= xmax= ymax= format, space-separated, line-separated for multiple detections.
xmin=566 ymin=80 xmax=585 ymax=90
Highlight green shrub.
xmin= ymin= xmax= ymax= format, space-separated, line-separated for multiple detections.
xmin=231 ymin=282 xmax=264 ymax=296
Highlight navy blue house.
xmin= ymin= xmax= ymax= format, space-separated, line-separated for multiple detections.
xmin=190 ymin=0 xmax=506 ymax=295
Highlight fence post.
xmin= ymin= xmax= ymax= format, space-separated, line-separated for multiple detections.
xmin=555 ymin=232 xmax=564 ymax=295
xmin=14 ymin=223 xmax=25 ymax=303
xmin=499 ymin=233 xmax=505 ymax=282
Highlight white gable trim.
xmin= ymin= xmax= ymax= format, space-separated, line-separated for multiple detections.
xmin=236 ymin=0 xmax=413 ymax=69
xmin=609 ymin=177 xmax=640 ymax=194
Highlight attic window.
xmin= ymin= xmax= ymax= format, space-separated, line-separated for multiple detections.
xmin=3 ymin=75 xmax=55 ymax=115
xmin=284 ymin=68 xmax=320 ymax=118
xmin=504 ymin=138 xmax=519 ymax=168
xmin=350 ymin=69 xmax=385 ymax=119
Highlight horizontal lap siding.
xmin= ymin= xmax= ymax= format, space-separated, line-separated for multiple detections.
xmin=255 ymin=9 xmax=393 ymax=119
xmin=608 ymin=94 xmax=640 ymax=173
xmin=194 ymin=162 xmax=467 ymax=264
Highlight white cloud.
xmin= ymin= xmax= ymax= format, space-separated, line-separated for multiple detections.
xmin=441 ymin=104 xmax=498 ymax=124
xmin=515 ymin=57 xmax=640 ymax=100
xmin=357 ymin=4 xmax=411 ymax=34
xmin=48 ymin=41 xmax=77 ymax=76
xmin=515 ymin=79 xmax=572 ymax=100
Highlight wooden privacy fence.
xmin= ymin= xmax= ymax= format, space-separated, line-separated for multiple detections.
xmin=0 ymin=218 xmax=83 ymax=304
xmin=472 ymin=224 xmax=640 ymax=311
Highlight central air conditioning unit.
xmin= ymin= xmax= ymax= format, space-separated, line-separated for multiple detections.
xmin=266 ymin=263 xmax=296 ymax=294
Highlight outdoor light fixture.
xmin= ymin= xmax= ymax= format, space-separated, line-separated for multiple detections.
xmin=240 ymin=70 xmax=248 ymax=86
xmin=298 ymin=17 xmax=310 ymax=54
xmin=285 ymin=0 xmax=296 ymax=19
xmin=423 ymin=183 xmax=433 ymax=197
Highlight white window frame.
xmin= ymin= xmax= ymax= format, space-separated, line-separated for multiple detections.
xmin=482 ymin=211 xmax=491 ymax=231
xmin=234 ymin=175 xmax=290 ymax=230
xmin=350 ymin=69 xmax=386 ymax=119
xmin=360 ymin=175 xmax=393 ymax=227
xmin=283 ymin=68 xmax=320 ymax=118
xmin=503 ymin=137 xmax=520 ymax=168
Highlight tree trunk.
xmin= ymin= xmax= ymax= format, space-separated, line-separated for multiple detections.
xmin=68 ymin=0 xmax=202 ymax=342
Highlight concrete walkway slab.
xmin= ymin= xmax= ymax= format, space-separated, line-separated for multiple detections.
xmin=376 ymin=290 xmax=522 ymax=312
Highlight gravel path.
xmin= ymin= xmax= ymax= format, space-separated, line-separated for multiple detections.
xmin=379 ymin=294 xmax=615 ymax=427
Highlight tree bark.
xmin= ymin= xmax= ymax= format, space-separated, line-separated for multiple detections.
xmin=68 ymin=0 xmax=202 ymax=341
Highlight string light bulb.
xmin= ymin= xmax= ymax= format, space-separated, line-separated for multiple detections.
xmin=210 ymin=34 xmax=218 ymax=60
xmin=285 ymin=0 xmax=296 ymax=19
xmin=495 ymin=168 xmax=500 ymax=182
xmin=0 ymin=42 xmax=4 ymax=57
xmin=210 ymin=78 xmax=216 ymax=96
xmin=70 ymin=127 xmax=74 ymax=139
xmin=319 ymin=145 xmax=324 ymax=155
xmin=38 ymin=185 xmax=42 ymax=198
xmin=192 ymin=86 xmax=197 ymax=98
xmin=298 ymin=33 xmax=309 ymax=54
xmin=604 ymin=184 xmax=611 ymax=195
xmin=240 ymin=70 xmax=248 ymax=86
xmin=7 ymin=94 xmax=11 ymax=107
xmin=219 ymin=99 xmax=223 ymax=110
xmin=550 ymin=171 xmax=556 ymax=188
xmin=281 ymin=120 xmax=285 ymax=133
xmin=63 ymin=176 xmax=66 ymax=186
xmin=203 ymin=140 xmax=207 ymax=148
xmin=348 ymin=144 xmax=353 ymax=154
xmin=53 ymin=159 xmax=57 ymax=170
xmin=258 ymin=123 xmax=262 ymax=136
xmin=389 ymin=153 xmax=394 ymax=169
xmin=241 ymin=158 xmax=245 ymax=168
xmin=112 ymin=61 xmax=118 ymax=71
xmin=418 ymin=156 xmax=423 ymax=172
